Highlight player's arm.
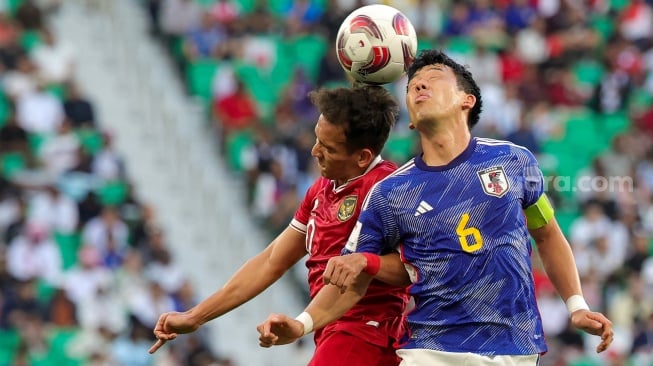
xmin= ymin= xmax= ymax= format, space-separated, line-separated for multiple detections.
xmin=258 ymin=272 xmax=373 ymax=347
xmin=526 ymin=194 xmax=613 ymax=353
xmin=323 ymin=251 xmax=410 ymax=292
xmin=150 ymin=226 xmax=307 ymax=353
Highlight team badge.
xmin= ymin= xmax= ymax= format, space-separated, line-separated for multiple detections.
xmin=477 ymin=166 xmax=510 ymax=197
xmin=337 ymin=195 xmax=358 ymax=222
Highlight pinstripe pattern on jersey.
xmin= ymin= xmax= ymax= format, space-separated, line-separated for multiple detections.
xmin=344 ymin=137 xmax=548 ymax=355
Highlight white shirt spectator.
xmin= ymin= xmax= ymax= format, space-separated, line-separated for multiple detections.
xmin=38 ymin=123 xmax=81 ymax=177
xmin=28 ymin=186 xmax=79 ymax=234
xmin=16 ymin=88 xmax=65 ymax=134
xmin=62 ymin=245 xmax=113 ymax=304
xmin=128 ymin=280 xmax=176 ymax=328
xmin=7 ymin=223 xmax=62 ymax=285
xmin=30 ymin=30 xmax=76 ymax=84
xmin=91 ymin=147 xmax=123 ymax=181
xmin=82 ymin=208 xmax=129 ymax=255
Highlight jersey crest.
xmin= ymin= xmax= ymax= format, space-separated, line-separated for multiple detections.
xmin=337 ymin=195 xmax=358 ymax=222
xmin=477 ymin=166 xmax=509 ymax=197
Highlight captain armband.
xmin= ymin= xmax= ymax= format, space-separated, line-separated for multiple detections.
xmin=524 ymin=194 xmax=554 ymax=230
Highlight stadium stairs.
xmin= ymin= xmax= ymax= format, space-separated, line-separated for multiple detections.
xmin=49 ymin=0 xmax=310 ymax=364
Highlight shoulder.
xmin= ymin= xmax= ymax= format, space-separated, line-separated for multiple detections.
xmin=370 ymin=158 xmax=417 ymax=193
xmin=475 ymin=137 xmax=538 ymax=163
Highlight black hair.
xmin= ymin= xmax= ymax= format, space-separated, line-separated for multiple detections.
xmin=308 ymin=86 xmax=398 ymax=155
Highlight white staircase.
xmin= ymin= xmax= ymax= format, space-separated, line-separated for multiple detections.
xmin=49 ymin=1 xmax=310 ymax=364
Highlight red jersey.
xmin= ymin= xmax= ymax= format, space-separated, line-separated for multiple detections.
xmin=290 ymin=158 xmax=408 ymax=348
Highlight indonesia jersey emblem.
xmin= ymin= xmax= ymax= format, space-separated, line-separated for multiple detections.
xmin=337 ymin=195 xmax=358 ymax=222
xmin=477 ymin=166 xmax=510 ymax=197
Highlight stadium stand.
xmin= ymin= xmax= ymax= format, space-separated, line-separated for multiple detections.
xmin=1 ymin=0 xmax=652 ymax=365
xmin=144 ymin=0 xmax=653 ymax=365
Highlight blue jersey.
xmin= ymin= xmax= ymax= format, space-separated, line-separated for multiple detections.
xmin=343 ymin=137 xmax=548 ymax=356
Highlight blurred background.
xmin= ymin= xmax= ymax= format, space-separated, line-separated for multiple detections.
xmin=0 ymin=0 xmax=651 ymax=365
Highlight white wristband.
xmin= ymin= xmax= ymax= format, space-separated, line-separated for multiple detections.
xmin=295 ymin=311 xmax=314 ymax=336
xmin=566 ymin=295 xmax=590 ymax=315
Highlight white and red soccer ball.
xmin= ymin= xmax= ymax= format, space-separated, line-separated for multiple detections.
xmin=336 ymin=4 xmax=418 ymax=85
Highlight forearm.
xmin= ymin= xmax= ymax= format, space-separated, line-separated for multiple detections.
xmin=189 ymin=229 xmax=307 ymax=325
xmin=189 ymin=256 xmax=286 ymax=325
xmin=532 ymin=219 xmax=583 ymax=301
xmin=305 ymin=274 xmax=373 ymax=330
xmin=375 ymin=252 xmax=411 ymax=287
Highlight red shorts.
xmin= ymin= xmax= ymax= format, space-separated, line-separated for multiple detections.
xmin=308 ymin=330 xmax=400 ymax=366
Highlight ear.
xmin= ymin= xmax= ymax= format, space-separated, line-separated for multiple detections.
xmin=357 ymin=148 xmax=375 ymax=168
xmin=461 ymin=93 xmax=476 ymax=111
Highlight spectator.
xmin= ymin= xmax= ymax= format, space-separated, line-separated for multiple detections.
xmin=30 ymin=27 xmax=76 ymax=84
xmin=6 ymin=221 xmax=62 ymax=286
xmin=62 ymin=81 xmax=95 ymax=128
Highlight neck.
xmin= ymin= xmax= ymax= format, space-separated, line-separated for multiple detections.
xmin=418 ymin=118 xmax=471 ymax=166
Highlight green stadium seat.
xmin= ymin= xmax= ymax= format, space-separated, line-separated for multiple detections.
xmin=445 ymin=36 xmax=475 ymax=56
xmin=75 ymin=128 xmax=104 ymax=155
xmin=554 ymin=209 xmax=580 ymax=237
xmin=27 ymin=132 xmax=47 ymax=155
xmin=589 ymin=14 xmax=615 ymax=42
xmin=599 ymin=112 xmax=631 ymax=141
xmin=234 ymin=0 xmax=256 ymax=13
xmin=290 ymin=34 xmax=327 ymax=82
xmin=35 ymin=279 xmax=57 ymax=305
xmin=226 ymin=129 xmax=254 ymax=172
xmin=384 ymin=133 xmax=416 ymax=164
xmin=0 ymin=91 xmax=11 ymax=128
xmin=0 ymin=152 xmax=26 ymax=179
xmin=54 ymin=232 xmax=82 ymax=270
xmin=186 ymin=58 xmax=220 ymax=103
xmin=96 ymin=179 xmax=129 ymax=206
xmin=572 ymin=60 xmax=605 ymax=88
xmin=20 ymin=30 xmax=42 ymax=52
xmin=7 ymin=0 xmax=24 ymax=16
xmin=43 ymin=328 xmax=84 ymax=366
xmin=0 ymin=329 xmax=20 ymax=364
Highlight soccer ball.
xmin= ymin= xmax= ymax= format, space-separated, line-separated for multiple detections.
xmin=336 ymin=4 xmax=418 ymax=85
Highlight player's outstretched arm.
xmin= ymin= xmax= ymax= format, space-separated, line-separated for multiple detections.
xmin=323 ymin=252 xmax=410 ymax=293
xmin=258 ymin=274 xmax=373 ymax=347
xmin=530 ymin=217 xmax=614 ymax=353
xmin=150 ymin=227 xmax=307 ymax=354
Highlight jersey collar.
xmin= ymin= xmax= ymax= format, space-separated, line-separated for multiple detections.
xmin=415 ymin=137 xmax=477 ymax=172
xmin=333 ymin=155 xmax=383 ymax=192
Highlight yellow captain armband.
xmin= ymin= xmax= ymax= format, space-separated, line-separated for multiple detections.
xmin=524 ymin=194 xmax=554 ymax=230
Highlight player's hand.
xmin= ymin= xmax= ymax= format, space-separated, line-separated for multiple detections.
xmin=149 ymin=311 xmax=201 ymax=354
xmin=257 ymin=313 xmax=304 ymax=347
xmin=323 ymin=254 xmax=367 ymax=293
xmin=570 ymin=310 xmax=614 ymax=353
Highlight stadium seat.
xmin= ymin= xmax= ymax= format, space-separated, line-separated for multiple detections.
xmin=0 ymin=329 xmax=20 ymax=364
xmin=96 ymin=179 xmax=129 ymax=206
xmin=19 ymin=30 xmax=42 ymax=52
xmin=186 ymin=58 xmax=220 ymax=104
xmin=76 ymin=129 xmax=103 ymax=155
xmin=289 ymin=34 xmax=327 ymax=82
xmin=53 ymin=232 xmax=82 ymax=270
xmin=0 ymin=151 xmax=26 ymax=179
xmin=96 ymin=180 xmax=128 ymax=206
xmin=0 ymin=91 xmax=11 ymax=128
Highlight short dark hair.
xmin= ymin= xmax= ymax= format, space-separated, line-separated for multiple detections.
xmin=407 ymin=49 xmax=483 ymax=129
xmin=308 ymin=86 xmax=398 ymax=155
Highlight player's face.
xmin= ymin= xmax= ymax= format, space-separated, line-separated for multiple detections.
xmin=311 ymin=115 xmax=362 ymax=184
xmin=405 ymin=64 xmax=467 ymax=128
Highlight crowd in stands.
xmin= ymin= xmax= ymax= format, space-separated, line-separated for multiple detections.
xmin=0 ymin=1 xmax=231 ymax=365
xmin=147 ymin=0 xmax=653 ymax=365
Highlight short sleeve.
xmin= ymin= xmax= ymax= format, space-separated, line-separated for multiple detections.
xmin=522 ymin=151 xmax=545 ymax=208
